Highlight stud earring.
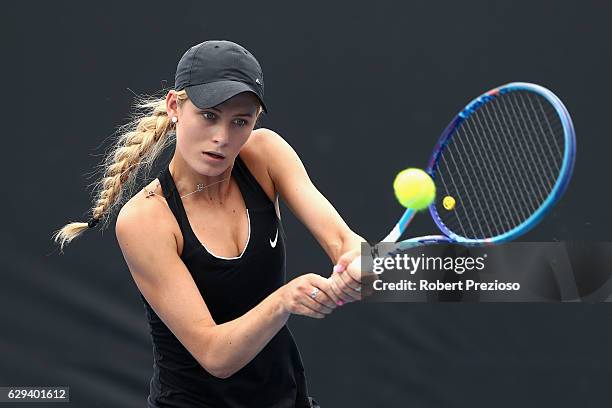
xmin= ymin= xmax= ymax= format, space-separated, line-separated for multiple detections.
xmin=171 ymin=116 xmax=178 ymax=123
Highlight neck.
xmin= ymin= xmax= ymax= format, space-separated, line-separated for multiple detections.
xmin=169 ymin=156 xmax=234 ymax=204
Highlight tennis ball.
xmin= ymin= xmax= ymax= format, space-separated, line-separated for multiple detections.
xmin=393 ymin=168 xmax=436 ymax=211
xmin=443 ymin=195 xmax=456 ymax=210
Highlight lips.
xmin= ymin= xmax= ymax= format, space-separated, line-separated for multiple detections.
xmin=203 ymin=151 xmax=225 ymax=160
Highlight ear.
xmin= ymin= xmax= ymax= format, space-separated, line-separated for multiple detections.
xmin=166 ymin=91 xmax=179 ymax=119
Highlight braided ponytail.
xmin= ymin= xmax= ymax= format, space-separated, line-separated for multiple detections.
xmin=52 ymin=89 xmax=190 ymax=253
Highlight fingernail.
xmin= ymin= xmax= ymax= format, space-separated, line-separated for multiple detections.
xmin=337 ymin=300 xmax=344 ymax=306
xmin=333 ymin=264 xmax=344 ymax=273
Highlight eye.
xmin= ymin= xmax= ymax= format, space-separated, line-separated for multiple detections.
xmin=235 ymin=119 xmax=248 ymax=127
xmin=201 ymin=111 xmax=216 ymax=120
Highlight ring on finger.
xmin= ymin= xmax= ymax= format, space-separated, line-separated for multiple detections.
xmin=310 ymin=287 xmax=319 ymax=299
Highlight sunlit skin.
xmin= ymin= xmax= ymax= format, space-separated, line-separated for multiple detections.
xmin=165 ymin=91 xmax=262 ymax=204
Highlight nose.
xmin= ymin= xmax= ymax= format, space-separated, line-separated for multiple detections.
xmin=211 ymin=126 xmax=230 ymax=145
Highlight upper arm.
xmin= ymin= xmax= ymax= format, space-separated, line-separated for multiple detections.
xmin=257 ymin=128 xmax=355 ymax=262
xmin=115 ymin=203 xmax=218 ymax=372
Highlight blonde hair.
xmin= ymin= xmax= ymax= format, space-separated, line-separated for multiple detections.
xmin=52 ymin=88 xmax=262 ymax=254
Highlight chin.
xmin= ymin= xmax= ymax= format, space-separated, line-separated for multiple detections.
xmin=194 ymin=161 xmax=229 ymax=177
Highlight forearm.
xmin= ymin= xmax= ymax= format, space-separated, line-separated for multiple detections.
xmin=331 ymin=231 xmax=367 ymax=264
xmin=199 ymin=289 xmax=289 ymax=378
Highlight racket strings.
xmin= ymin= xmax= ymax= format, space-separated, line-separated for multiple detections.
xmin=488 ymin=97 xmax=551 ymax=212
xmin=473 ymin=107 xmax=530 ymax=223
xmin=484 ymin=100 xmax=544 ymax=217
xmin=434 ymin=90 xmax=565 ymax=240
xmin=462 ymin=120 xmax=522 ymax=232
xmin=506 ymin=93 xmax=561 ymax=193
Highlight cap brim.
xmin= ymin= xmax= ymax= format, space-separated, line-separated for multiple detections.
xmin=185 ymin=80 xmax=268 ymax=114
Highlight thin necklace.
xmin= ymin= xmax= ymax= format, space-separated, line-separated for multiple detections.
xmin=144 ymin=176 xmax=231 ymax=199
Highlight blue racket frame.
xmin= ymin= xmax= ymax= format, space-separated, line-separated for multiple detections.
xmin=384 ymin=82 xmax=576 ymax=246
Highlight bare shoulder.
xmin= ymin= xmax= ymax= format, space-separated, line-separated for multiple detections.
xmin=115 ymin=188 xmax=185 ymax=290
xmin=241 ymin=127 xmax=281 ymax=166
xmin=244 ymin=127 xmax=306 ymax=186
xmin=115 ymin=181 xmax=180 ymax=253
xmin=244 ymin=127 xmax=299 ymax=167
xmin=243 ymin=127 xmax=288 ymax=153
xmin=240 ymin=127 xmax=285 ymax=202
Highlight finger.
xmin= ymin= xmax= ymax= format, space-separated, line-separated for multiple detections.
xmin=321 ymin=276 xmax=343 ymax=305
xmin=344 ymin=257 xmax=364 ymax=284
xmin=328 ymin=275 xmax=348 ymax=303
xmin=299 ymin=280 xmax=335 ymax=313
xmin=288 ymin=289 xmax=328 ymax=318
xmin=342 ymin=263 xmax=363 ymax=286
xmin=300 ymin=293 xmax=333 ymax=315
xmin=328 ymin=274 xmax=353 ymax=303
xmin=303 ymin=290 xmax=335 ymax=314
xmin=332 ymin=252 xmax=353 ymax=273
xmin=308 ymin=275 xmax=341 ymax=307
xmin=337 ymin=271 xmax=362 ymax=301
xmin=336 ymin=268 xmax=361 ymax=291
xmin=322 ymin=279 xmax=342 ymax=305
xmin=333 ymin=272 xmax=361 ymax=302
xmin=309 ymin=287 xmax=337 ymax=310
xmin=332 ymin=264 xmax=345 ymax=274
xmin=333 ymin=248 xmax=361 ymax=274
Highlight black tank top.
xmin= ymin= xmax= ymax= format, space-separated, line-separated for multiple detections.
xmin=140 ymin=154 xmax=314 ymax=408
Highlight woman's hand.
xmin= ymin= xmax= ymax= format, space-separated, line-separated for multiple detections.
xmin=278 ymin=273 xmax=338 ymax=319
xmin=327 ymin=247 xmax=377 ymax=306
xmin=326 ymin=248 xmax=364 ymax=305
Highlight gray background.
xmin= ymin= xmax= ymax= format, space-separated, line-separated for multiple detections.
xmin=4 ymin=1 xmax=612 ymax=407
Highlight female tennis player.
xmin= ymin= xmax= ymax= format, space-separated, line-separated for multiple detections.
xmin=52 ymin=40 xmax=367 ymax=407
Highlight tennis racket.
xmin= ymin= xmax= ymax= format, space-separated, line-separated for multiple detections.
xmin=382 ymin=82 xmax=576 ymax=250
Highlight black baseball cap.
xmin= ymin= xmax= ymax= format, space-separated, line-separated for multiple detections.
xmin=174 ymin=40 xmax=268 ymax=113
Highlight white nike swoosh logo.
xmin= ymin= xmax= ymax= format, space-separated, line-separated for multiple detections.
xmin=270 ymin=228 xmax=278 ymax=248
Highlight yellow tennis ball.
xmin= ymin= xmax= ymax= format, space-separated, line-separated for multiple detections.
xmin=443 ymin=195 xmax=456 ymax=210
xmin=393 ymin=168 xmax=436 ymax=211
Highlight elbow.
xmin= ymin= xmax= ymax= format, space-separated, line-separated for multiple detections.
xmin=196 ymin=325 xmax=242 ymax=379
xmin=201 ymin=359 xmax=236 ymax=379
xmin=211 ymin=369 xmax=234 ymax=380
xmin=198 ymin=350 xmax=237 ymax=379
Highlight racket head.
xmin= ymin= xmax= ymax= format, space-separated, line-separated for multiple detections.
xmin=425 ymin=82 xmax=576 ymax=245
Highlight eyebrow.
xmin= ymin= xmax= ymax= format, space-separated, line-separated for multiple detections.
xmin=203 ymin=107 xmax=255 ymax=117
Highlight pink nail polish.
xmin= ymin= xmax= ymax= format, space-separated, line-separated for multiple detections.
xmin=333 ymin=264 xmax=344 ymax=273
xmin=337 ymin=300 xmax=344 ymax=306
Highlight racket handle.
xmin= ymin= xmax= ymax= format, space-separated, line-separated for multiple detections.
xmin=382 ymin=208 xmax=415 ymax=242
